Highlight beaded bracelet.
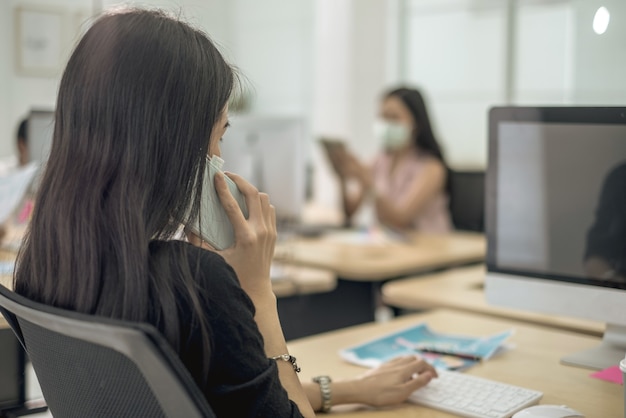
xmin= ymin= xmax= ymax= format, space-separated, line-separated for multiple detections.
xmin=271 ymin=354 xmax=301 ymax=373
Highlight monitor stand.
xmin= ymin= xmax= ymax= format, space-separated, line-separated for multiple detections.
xmin=561 ymin=323 xmax=626 ymax=370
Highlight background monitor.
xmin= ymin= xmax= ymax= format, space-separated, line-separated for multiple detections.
xmin=485 ymin=106 xmax=626 ymax=370
xmin=27 ymin=110 xmax=54 ymax=164
xmin=219 ymin=115 xmax=307 ymax=226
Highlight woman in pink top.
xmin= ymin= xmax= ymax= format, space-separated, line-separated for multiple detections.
xmin=328 ymin=87 xmax=452 ymax=233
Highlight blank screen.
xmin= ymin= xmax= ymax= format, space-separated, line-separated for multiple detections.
xmin=494 ymin=122 xmax=626 ymax=288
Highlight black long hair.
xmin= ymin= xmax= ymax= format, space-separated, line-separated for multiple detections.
xmin=14 ymin=9 xmax=234 ymax=378
xmin=385 ymin=87 xmax=451 ymax=193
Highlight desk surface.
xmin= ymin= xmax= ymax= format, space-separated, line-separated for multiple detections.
xmin=381 ymin=265 xmax=605 ymax=337
xmin=288 ymin=309 xmax=619 ymax=417
xmin=271 ymin=264 xmax=337 ymax=298
xmin=275 ymin=231 xmax=485 ymax=281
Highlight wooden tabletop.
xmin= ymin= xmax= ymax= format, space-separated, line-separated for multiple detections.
xmin=381 ymin=265 xmax=605 ymax=337
xmin=271 ymin=264 xmax=337 ymax=298
xmin=275 ymin=231 xmax=486 ymax=281
xmin=288 ymin=309 xmax=620 ymax=417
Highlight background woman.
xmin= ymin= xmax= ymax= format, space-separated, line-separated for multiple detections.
xmin=327 ymin=87 xmax=452 ymax=232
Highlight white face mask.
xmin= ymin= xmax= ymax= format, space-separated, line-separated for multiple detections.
xmin=373 ymin=120 xmax=411 ymax=150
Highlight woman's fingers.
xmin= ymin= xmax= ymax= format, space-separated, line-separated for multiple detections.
xmin=214 ymin=172 xmax=247 ymax=220
xmin=402 ymin=371 xmax=434 ymax=393
xmin=388 ymin=355 xmax=421 ymax=366
xmin=223 ymin=172 xmax=263 ymax=223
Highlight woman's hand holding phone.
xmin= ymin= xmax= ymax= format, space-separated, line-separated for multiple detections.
xmin=211 ymin=171 xmax=276 ymax=301
xmin=190 ymin=171 xmax=316 ymax=418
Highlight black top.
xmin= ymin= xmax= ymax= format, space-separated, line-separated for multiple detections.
xmin=151 ymin=240 xmax=303 ymax=417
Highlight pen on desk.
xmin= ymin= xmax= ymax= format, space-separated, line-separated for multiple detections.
xmin=418 ymin=348 xmax=483 ymax=362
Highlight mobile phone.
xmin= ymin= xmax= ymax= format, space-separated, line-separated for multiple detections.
xmin=186 ymin=156 xmax=249 ymax=250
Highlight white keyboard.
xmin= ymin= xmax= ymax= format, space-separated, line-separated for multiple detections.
xmin=409 ymin=370 xmax=543 ymax=418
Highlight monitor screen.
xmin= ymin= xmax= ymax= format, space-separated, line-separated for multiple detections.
xmin=491 ymin=118 xmax=626 ymax=289
xmin=219 ymin=116 xmax=307 ymax=224
xmin=27 ymin=110 xmax=55 ymax=164
xmin=485 ymin=107 xmax=626 ymax=370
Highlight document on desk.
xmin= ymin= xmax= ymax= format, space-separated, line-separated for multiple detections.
xmin=0 ymin=163 xmax=38 ymax=224
xmin=340 ymin=323 xmax=513 ymax=371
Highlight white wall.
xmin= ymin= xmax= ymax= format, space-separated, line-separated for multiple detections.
xmin=401 ymin=0 xmax=626 ymax=169
xmin=403 ymin=0 xmax=507 ymax=169
xmin=228 ymin=0 xmax=314 ymax=116
xmin=101 ymin=0 xmax=232 ymax=45
xmin=0 ymin=0 xmax=93 ymax=158
xmin=311 ymin=0 xmax=400 ymax=208
xmin=571 ymin=0 xmax=626 ymax=104
xmin=513 ymin=1 xmax=574 ymax=104
xmin=0 ymin=0 xmax=233 ymax=159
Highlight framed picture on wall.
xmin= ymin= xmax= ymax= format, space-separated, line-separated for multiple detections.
xmin=14 ymin=6 xmax=66 ymax=77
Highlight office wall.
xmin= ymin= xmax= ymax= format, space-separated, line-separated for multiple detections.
xmin=311 ymin=0 xmax=399 ymax=208
xmin=0 ymin=0 xmax=232 ymax=159
xmin=228 ymin=0 xmax=314 ymax=116
xmin=403 ymin=0 xmax=507 ymax=169
xmin=513 ymin=1 xmax=574 ymax=104
xmin=0 ymin=0 xmax=92 ymax=159
xmin=402 ymin=0 xmax=626 ymax=169
xmin=572 ymin=0 xmax=626 ymax=104
xmin=110 ymin=1 xmax=231 ymax=44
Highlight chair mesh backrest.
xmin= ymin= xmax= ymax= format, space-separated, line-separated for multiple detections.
xmin=19 ymin=318 xmax=166 ymax=418
xmin=0 ymin=285 xmax=215 ymax=418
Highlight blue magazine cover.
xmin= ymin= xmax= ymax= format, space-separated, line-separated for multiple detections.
xmin=340 ymin=323 xmax=513 ymax=371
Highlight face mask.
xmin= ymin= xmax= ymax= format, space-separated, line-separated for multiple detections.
xmin=373 ymin=120 xmax=411 ymax=150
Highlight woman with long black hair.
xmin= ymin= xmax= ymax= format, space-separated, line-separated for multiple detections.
xmin=14 ymin=8 xmax=313 ymax=417
xmin=13 ymin=8 xmax=436 ymax=417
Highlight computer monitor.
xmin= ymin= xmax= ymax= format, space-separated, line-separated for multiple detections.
xmin=27 ymin=110 xmax=55 ymax=164
xmin=485 ymin=107 xmax=626 ymax=370
xmin=219 ymin=115 xmax=307 ymax=225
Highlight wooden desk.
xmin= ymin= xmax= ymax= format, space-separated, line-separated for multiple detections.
xmin=289 ymin=310 xmax=620 ymax=417
xmin=271 ymin=265 xmax=336 ymax=298
xmin=381 ymin=265 xmax=605 ymax=337
xmin=275 ymin=231 xmax=486 ymax=281
xmin=275 ymin=231 xmax=485 ymax=337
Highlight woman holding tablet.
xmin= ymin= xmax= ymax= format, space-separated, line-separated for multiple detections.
xmin=326 ymin=88 xmax=453 ymax=232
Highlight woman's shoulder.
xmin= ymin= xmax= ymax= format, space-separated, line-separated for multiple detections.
xmin=149 ymin=240 xmax=241 ymax=290
xmin=399 ymin=149 xmax=444 ymax=173
xmin=150 ymin=239 xmax=224 ymax=262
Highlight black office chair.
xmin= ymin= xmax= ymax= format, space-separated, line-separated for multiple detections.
xmin=0 ymin=285 xmax=215 ymax=418
xmin=448 ymin=170 xmax=485 ymax=232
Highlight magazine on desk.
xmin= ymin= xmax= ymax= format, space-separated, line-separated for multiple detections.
xmin=340 ymin=323 xmax=513 ymax=371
